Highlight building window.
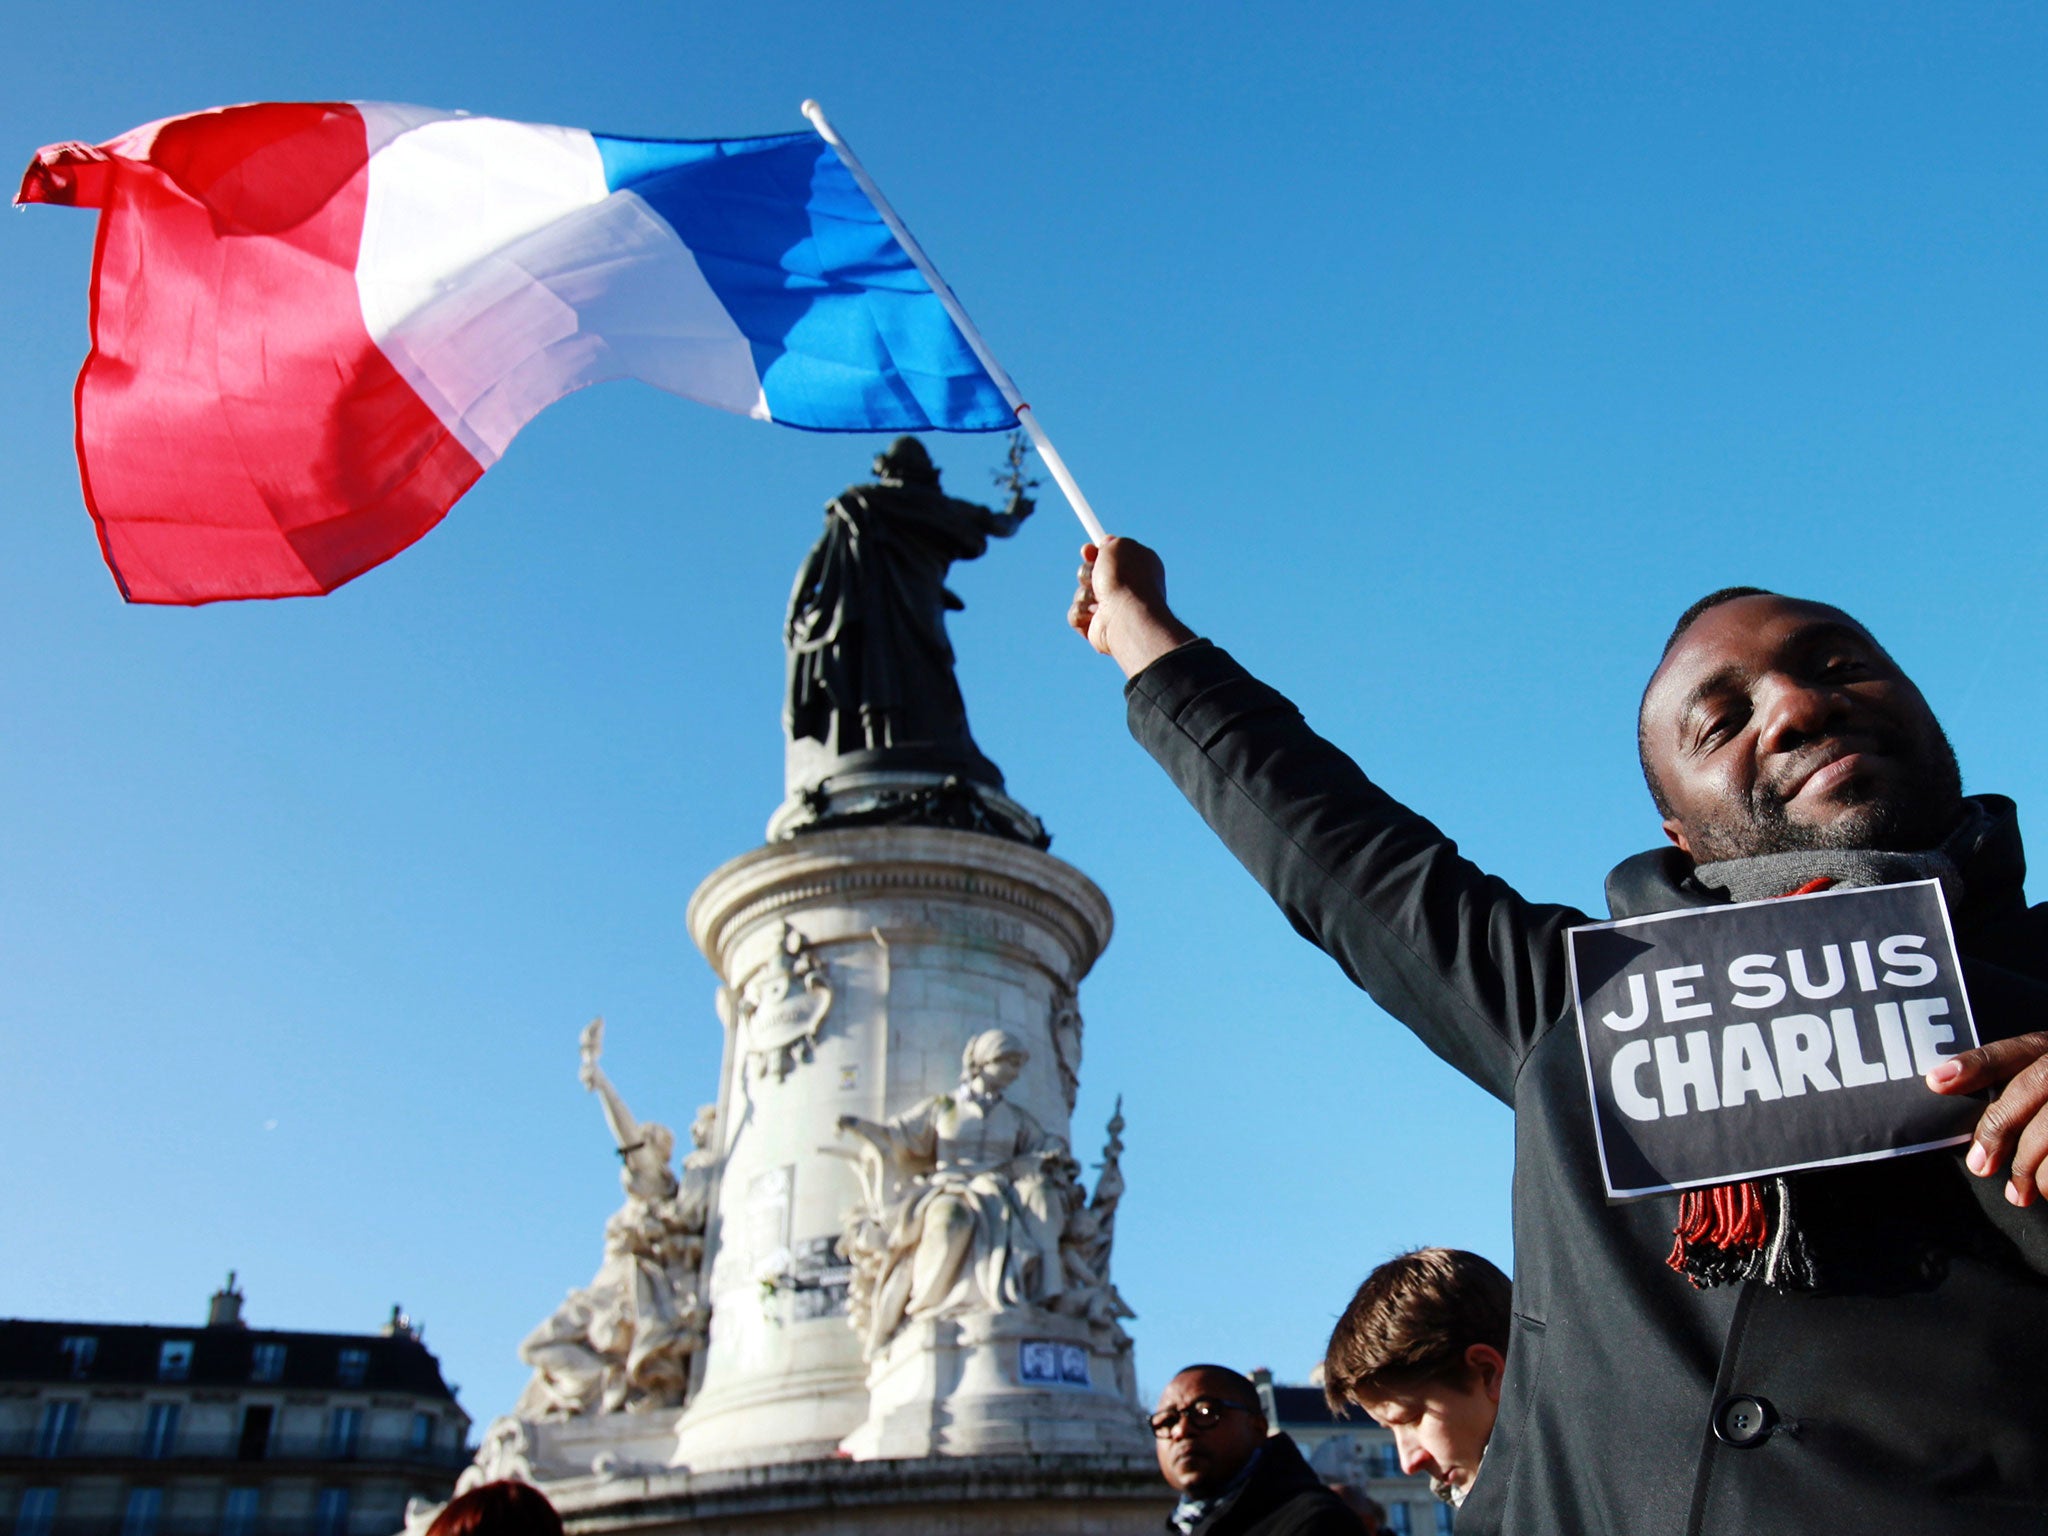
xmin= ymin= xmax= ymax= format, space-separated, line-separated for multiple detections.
xmin=120 ymin=1488 xmax=163 ymax=1536
xmin=157 ymin=1341 xmax=194 ymax=1382
xmin=236 ymin=1404 xmax=274 ymax=1462
xmin=1434 ymin=1504 xmax=1456 ymax=1535
xmin=221 ymin=1487 xmax=261 ymax=1536
xmin=407 ymin=1413 xmax=436 ymax=1451
xmin=57 ymin=1337 xmax=97 ymax=1379
xmin=34 ymin=1401 xmax=80 ymax=1459
xmin=15 ymin=1489 xmax=58 ymax=1536
xmin=325 ymin=1406 xmax=362 ymax=1458
xmin=251 ymin=1343 xmax=287 ymax=1384
xmin=1376 ymin=1441 xmax=1401 ymax=1478
xmin=335 ymin=1349 xmax=368 ymax=1388
xmin=1385 ymin=1504 xmax=1413 ymax=1536
xmin=313 ymin=1488 xmax=350 ymax=1536
xmin=141 ymin=1403 xmax=181 ymax=1459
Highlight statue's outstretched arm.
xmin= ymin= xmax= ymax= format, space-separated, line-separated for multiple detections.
xmin=837 ymin=1100 xmax=941 ymax=1166
xmin=835 ymin=1114 xmax=888 ymax=1152
xmin=987 ymin=491 xmax=1035 ymax=537
xmin=579 ymin=1019 xmax=642 ymax=1152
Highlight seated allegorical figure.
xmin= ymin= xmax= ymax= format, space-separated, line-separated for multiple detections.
xmin=835 ymin=1028 xmax=1076 ymax=1354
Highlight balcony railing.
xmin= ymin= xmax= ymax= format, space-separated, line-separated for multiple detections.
xmin=0 ymin=1429 xmax=470 ymax=1471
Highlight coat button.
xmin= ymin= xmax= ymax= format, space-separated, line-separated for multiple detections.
xmin=1714 ymin=1394 xmax=1776 ymax=1448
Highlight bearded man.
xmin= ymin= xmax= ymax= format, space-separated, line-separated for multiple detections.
xmin=1072 ymin=541 xmax=2048 ymax=1536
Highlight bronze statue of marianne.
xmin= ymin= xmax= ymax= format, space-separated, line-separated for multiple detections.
xmin=781 ymin=437 xmax=1043 ymax=843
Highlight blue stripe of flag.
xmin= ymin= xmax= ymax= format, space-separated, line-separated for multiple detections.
xmin=593 ymin=131 xmax=1012 ymax=433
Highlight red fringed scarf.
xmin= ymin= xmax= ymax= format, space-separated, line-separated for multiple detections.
xmin=1664 ymin=876 xmax=1835 ymax=1290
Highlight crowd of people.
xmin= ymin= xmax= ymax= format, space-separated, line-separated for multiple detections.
xmin=1151 ymin=1249 xmax=1512 ymax=1535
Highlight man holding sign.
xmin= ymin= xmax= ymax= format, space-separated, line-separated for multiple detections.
xmin=1072 ymin=547 xmax=2048 ymax=1535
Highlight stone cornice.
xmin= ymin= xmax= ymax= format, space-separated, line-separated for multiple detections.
xmin=688 ymin=828 xmax=1113 ymax=981
xmin=552 ymin=1451 xmax=1165 ymax=1526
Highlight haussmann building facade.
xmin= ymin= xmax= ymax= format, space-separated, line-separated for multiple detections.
xmin=0 ymin=1278 xmax=469 ymax=1536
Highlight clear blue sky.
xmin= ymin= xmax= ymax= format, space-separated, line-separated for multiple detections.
xmin=6 ymin=2 xmax=2046 ymax=1424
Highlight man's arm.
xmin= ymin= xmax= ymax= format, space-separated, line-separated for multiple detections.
xmin=1071 ymin=539 xmax=1586 ymax=1103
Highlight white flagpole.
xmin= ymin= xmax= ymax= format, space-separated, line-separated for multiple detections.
xmin=801 ymin=100 xmax=1109 ymax=546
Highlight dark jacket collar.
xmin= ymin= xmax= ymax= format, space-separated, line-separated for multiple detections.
xmin=1177 ymin=1431 xmax=1326 ymax=1536
xmin=1605 ymin=794 xmax=2027 ymax=925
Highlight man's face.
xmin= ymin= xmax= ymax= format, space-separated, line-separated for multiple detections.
xmin=1640 ymin=595 xmax=1962 ymax=863
xmin=1354 ymin=1350 xmax=1503 ymax=1505
xmin=1151 ymin=1370 xmax=1268 ymax=1496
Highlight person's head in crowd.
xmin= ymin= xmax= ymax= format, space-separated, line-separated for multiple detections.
xmin=1326 ymin=1482 xmax=1384 ymax=1532
xmin=1323 ymin=1248 xmax=1511 ymax=1507
xmin=1637 ymin=589 xmax=1962 ymax=862
xmin=425 ymin=1481 xmax=564 ymax=1536
xmin=1151 ymin=1364 xmax=1269 ymax=1497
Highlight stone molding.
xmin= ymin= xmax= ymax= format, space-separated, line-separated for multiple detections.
xmin=548 ymin=1451 xmax=1166 ymax=1532
xmin=688 ymin=829 xmax=1112 ymax=985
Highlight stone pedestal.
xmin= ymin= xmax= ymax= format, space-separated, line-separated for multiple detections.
xmin=547 ymin=1453 xmax=1169 ymax=1536
xmin=480 ymin=1408 xmax=685 ymax=1484
xmin=670 ymin=826 xmax=1125 ymax=1471
xmin=843 ymin=1309 xmax=1145 ymax=1460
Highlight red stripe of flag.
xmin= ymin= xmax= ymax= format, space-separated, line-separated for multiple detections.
xmin=19 ymin=103 xmax=481 ymax=604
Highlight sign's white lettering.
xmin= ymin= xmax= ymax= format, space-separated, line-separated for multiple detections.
xmin=1606 ymin=998 xmax=1960 ymax=1125
xmin=1729 ymin=954 xmax=1786 ymax=1010
xmin=1568 ymin=883 xmax=1980 ymax=1199
xmin=1880 ymin=934 xmax=1938 ymax=987
xmin=1602 ymin=973 xmax=1650 ymax=1032
xmin=1656 ymin=964 xmax=1714 ymax=1024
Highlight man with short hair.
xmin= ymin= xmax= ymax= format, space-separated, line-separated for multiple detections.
xmin=1323 ymin=1249 xmax=1511 ymax=1510
xmin=1074 ymin=544 xmax=2048 ymax=1535
xmin=1152 ymin=1364 xmax=1363 ymax=1536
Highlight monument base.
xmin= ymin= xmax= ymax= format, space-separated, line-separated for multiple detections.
xmin=669 ymin=1357 xmax=866 ymax=1471
xmin=455 ymin=1406 xmax=686 ymax=1490
xmin=767 ymin=767 xmax=1048 ymax=847
xmin=841 ymin=1309 xmax=1150 ymax=1461
xmin=548 ymin=1452 xmax=1168 ymax=1536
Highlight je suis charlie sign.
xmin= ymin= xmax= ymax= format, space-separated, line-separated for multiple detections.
xmin=1567 ymin=881 xmax=1980 ymax=1200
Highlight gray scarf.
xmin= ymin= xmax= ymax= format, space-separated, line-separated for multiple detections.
xmin=1691 ymin=800 xmax=1987 ymax=907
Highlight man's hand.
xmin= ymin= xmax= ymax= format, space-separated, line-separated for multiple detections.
xmin=1067 ymin=536 xmax=1197 ymax=679
xmin=1928 ymin=1034 xmax=2048 ymax=1207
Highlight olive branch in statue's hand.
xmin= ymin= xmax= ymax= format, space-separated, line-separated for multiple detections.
xmin=993 ymin=430 xmax=1040 ymax=516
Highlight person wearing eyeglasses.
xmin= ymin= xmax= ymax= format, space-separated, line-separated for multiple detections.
xmin=1152 ymin=1364 xmax=1365 ymax=1536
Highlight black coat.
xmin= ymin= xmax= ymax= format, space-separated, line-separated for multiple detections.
xmin=1129 ymin=641 xmax=2048 ymax=1536
xmin=1174 ymin=1431 xmax=1365 ymax=1536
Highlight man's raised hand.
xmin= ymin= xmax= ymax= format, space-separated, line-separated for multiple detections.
xmin=1067 ymin=536 xmax=1197 ymax=679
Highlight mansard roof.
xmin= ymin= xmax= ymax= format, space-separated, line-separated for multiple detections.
xmin=0 ymin=1318 xmax=460 ymax=1401
xmin=1270 ymin=1382 xmax=1367 ymax=1427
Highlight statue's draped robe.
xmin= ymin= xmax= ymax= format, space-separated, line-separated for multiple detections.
xmin=785 ymin=480 xmax=1007 ymax=782
xmin=515 ymin=1154 xmax=715 ymax=1417
xmin=864 ymin=1093 xmax=1069 ymax=1344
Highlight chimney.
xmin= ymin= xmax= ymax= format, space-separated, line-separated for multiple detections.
xmin=207 ymin=1271 xmax=246 ymax=1329
xmin=1249 ymin=1366 xmax=1279 ymax=1429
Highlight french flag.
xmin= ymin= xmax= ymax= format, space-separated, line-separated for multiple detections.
xmin=19 ymin=102 xmax=1015 ymax=604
